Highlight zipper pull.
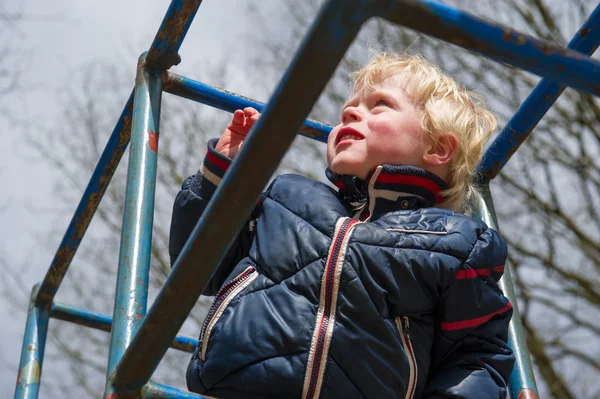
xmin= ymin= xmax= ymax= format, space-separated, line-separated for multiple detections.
xmin=402 ymin=317 xmax=412 ymax=341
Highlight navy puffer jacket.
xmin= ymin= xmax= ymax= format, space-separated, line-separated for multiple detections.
xmin=169 ymin=139 xmax=514 ymax=399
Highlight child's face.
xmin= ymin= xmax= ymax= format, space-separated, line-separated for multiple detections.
xmin=327 ymin=76 xmax=428 ymax=179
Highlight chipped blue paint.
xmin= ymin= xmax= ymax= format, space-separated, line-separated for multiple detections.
xmin=106 ymin=54 xmax=164 ymax=381
xmin=143 ymin=382 xmax=207 ymax=398
xmin=146 ymin=0 xmax=203 ymax=69
xmin=478 ymin=3 xmax=600 ymax=179
xmin=15 ymin=285 xmax=49 ymax=399
xmin=35 ymin=93 xmax=134 ymax=308
xmin=384 ymin=0 xmax=600 ymax=96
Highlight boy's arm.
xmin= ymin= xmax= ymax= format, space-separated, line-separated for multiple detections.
xmin=169 ymin=108 xmax=260 ymax=296
xmin=424 ymin=227 xmax=515 ymax=399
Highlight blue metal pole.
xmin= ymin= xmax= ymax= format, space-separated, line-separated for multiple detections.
xmin=474 ymin=187 xmax=539 ymax=399
xmin=111 ymin=0 xmax=371 ymax=391
xmin=384 ymin=0 xmax=600 ymax=97
xmin=163 ymin=73 xmax=333 ymax=142
xmin=106 ymin=53 xmax=163 ymax=389
xmin=145 ymin=0 xmax=203 ymax=69
xmin=50 ymin=302 xmax=198 ymax=353
xmin=15 ymin=284 xmax=50 ymax=399
xmin=478 ymin=3 xmax=600 ymax=179
xmin=35 ymin=94 xmax=134 ymax=308
xmin=142 ymin=382 xmax=206 ymax=399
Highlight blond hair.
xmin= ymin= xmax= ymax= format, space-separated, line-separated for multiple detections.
xmin=350 ymin=52 xmax=496 ymax=211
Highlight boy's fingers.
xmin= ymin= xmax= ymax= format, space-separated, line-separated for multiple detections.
xmin=230 ymin=110 xmax=245 ymax=127
xmin=244 ymin=107 xmax=259 ymax=117
xmin=246 ymin=113 xmax=259 ymax=127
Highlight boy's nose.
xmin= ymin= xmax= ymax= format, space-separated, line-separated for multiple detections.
xmin=342 ymin=106 xmax=361 ymax=124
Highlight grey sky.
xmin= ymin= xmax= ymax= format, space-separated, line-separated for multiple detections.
xmin=0 ymin=0 xmax=265 ymax=395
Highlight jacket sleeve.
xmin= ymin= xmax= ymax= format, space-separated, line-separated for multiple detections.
xmin=168 ymin=138 xmax=257 ymax=296
xmin=424 ymin=227 xmax=515 ymax=399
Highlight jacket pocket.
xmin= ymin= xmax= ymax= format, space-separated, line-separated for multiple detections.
xmin=395 ymin=317 xmax=418 ymax=399
xmin=199 ymin=266 xmax=258 ymax=360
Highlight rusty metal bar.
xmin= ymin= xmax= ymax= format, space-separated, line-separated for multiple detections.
xmin=474 ymin=187 xmax=539 ymax=399
xmin=142 ymin=382 xmax=206 ymax=398
xmin=145 ymin=0 xmax=203 ymax=69
xmin=478 ymin=2 xmax=600 ymax=179
xmin=15 ymin=285 xmax=50 ymax=399
xmin=34 ymin=94 xmax=134 ymax=308
xmin=163 ymin=72 xmax=333 ymax=143
xmin=383 ymin=0 xmax=600 ymax=96
xmin=50 ymin=302 xmax=197 ymax=353
xmin=110 ymin=0 xmax=373 ymax=391
xmin=105 ymin=54 xmax=164 ymax=390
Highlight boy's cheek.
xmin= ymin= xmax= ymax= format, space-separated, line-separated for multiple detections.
xmin=326 ymin=151 xmax=334 ymax=167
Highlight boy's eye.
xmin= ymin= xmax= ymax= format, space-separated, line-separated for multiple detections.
xmin=374 ymin=99 xmax=390 ymax=107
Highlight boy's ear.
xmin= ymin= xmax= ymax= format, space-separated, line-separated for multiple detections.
xmin=422 ymin=132 xmax=458 ymax=166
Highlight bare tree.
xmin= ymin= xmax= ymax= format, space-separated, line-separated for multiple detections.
xmin=0 ymin=1 xmax=27 ymax=120
xmin=15 ymin=0 xmax=600 ymax=398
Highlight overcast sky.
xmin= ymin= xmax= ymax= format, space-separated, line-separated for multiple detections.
xmin=0 ymin=0 xmax=276 ymax=395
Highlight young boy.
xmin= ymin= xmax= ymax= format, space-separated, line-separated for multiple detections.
xmin=170 ymin=53 xmax=515 ymax=398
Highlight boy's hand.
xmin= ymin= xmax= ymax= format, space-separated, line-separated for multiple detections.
xmin=215 ymin=107 xmax=260 ymax=159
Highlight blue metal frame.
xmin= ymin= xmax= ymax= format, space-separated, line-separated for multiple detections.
xmin=50 ymin=302 xmax=197 ymax=353
xmin=474 ymin=188 xmax=539 ymax=399
xmin=15 ymin=285 xmax=49 ymax=399
xmin=34 ymin=93 xmax=134 ymax=309
xmin=145 ymin=0 xmax=203 ymax=69
xmin=163 ymin=72 xmax=333 ymax=142
xmin=15 ymin=0 xmax=600 ymax=397
xmin=478 ymin=2 xmax=600 ymax=179
xmin=105 ymin=54 xmax=164 ymax=396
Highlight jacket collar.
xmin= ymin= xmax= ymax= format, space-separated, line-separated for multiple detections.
xmin=326 ymin=164 xmax=448 ymax=221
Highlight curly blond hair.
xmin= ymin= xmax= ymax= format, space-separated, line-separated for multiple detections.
xmin=350 ymin=52 xmax=496 ymax=212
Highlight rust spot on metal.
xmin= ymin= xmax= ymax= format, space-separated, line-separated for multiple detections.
xmin=36 ymin=102 xmax=133 ymax=307
xmin=17 ymin=360 xmax=41 ymax=386
xmin=518 ymin=388 xmax=539 ymax=399
xmin=298 ymin=125 xmax=329 ymax=142
xmin=106 ymin=393 xmax=139 ymax=399
xmin=502 ymin=30 xmax=527 ymax=46
xmin=580 ymin=27 xmax=590 ymax=38
xmin=156 ymin=8 xmax=191 ymax=48
xmin=148 ymin=130 xmax=158 ymax=153
xmin=147 ymin=1 xmax=200 ymax=68
xmin=172 ymin=339 xmax=195 ymax=353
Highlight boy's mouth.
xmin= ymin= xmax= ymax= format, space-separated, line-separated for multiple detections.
xmin=335 ymin=127 xmax=365 ymax=146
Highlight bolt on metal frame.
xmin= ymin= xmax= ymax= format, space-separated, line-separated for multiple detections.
xmin=15 ymin=0 xmax=600 ymax=398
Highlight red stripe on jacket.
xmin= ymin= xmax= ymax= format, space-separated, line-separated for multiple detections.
xmin=455 ymin=265 xmax=505 ymax=279
xmin=375 ymin=173 xmax=444 ymax=203
xmin=441 ymin=302 xmax=512 ymax=331
xmin=205 ymin=151 xmax=230 ymax=172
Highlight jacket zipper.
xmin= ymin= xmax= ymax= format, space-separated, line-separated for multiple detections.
xmin=396 ymin=316 xmax=418 ymax=399
xmin=302 ymin=218 xmax=359 ymax=399
xmin=199 ymin=266 xmax=258 ymax=360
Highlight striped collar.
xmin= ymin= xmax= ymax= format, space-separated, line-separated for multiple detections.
xmin=326 ymin=165 xmax=448 ymax=220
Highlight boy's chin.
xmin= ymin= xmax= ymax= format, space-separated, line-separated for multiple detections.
xmin=329 ymin=164 xmax=368 ymax=179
